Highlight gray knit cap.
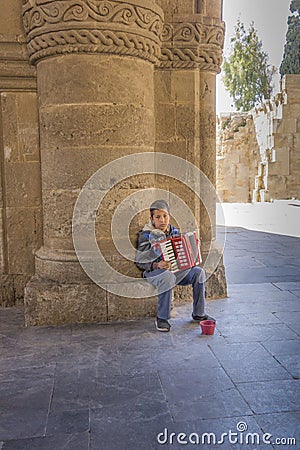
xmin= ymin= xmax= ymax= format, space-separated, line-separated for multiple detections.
xmin=150 ymin=199 xmax=170 ymax=214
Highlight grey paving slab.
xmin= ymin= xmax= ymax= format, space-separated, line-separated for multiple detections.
xmin=167 ymin=318 xmax=222 ymax=346
xmin=254 ymin=412 xmax=299 ymax=450
xmin=168 ymin=387 xmax=253 ymax=422
xmin=227 ymin=283 xmax=285 ymax=293
xmin=50 ymin=365 xmax=96 ymax=412
xmin=116 ymin=327 xmax=174 ymax=353
xmin=261 ymin=339 xmax=300 ymax=357
xmin=0 ymin=227 xmax=300 ymax=448
xmin=206 ymin=295 xmax=300 ymax=317
xmin=0 ymin=308 xmax=24 ymax=328
xmin=274 ymin=310 xmax=300 ymax=324
xmin=158 ymin=367 xmax=252 ymax=421
xmin=46 ymin=409 xmax=90 ymax=436
xmin=220 ymin=323 xmax=299 ymax=344
xmin=16 ymin=325 xmax=72 ymax=347
xmin=117 ymin=348 xmax=158 ymax=376
xmin=285 ymin=322 xmax=300 ymax=335
xmin=90 ymin=411 xmax=175 ymax=450
xmin=209 ymin=341 xmax=274 ymax=363
xmin=226 ymin=267 xmax=300 ymax=284
xmin=207 ymin=312 xmax=252 ymax=327
xmin=219 ymin=358 xmax=291 ymax=384
xmin=271 ymin=320 xmax=300 ymax=339
xmin=222 ymin=290 xmax=298 ymax=304
xmin=243 ymin=312 xmax=282 ymax=324
xmin=249 ymin=300 xmax=300 ymax=314
xmin=240 ymin=291 xmax=300 ymax=303
xmin=224 ymin=229 xmax=300 ymax=287
xmin=54 ymin=342 xmax=118 ymax=368
xmin=219 ymin=299 xmax=300 ymax=316
xmin=91 ymin=372 xmax=165 ymax=410
xmin=155 ymin=343 xmax=220 ymax=371
xmin=0 ymin=336 xmax=18 ymax=354
xmin=0 ymin=340 xmax=52 ymax=360
xmin=274 ymin=281 xmax=300 ymax=291
xmin=159 ymin=366 xmax=234 ymax=400
xmin=71 ymin=321 xmax=117 ymax=339
xmin=0 ymin=354 xmax=47 ymax=373
xmin=1 ymin=432 xmax=89 ymax=450
xmin=163 ymin=415 xmax=274 ymax=450
xmin=0 ymin=365 xmax=55 ymax=440
xmin=90 ymin=383 xmax=169 ymax=424
xmin=273 ymin=354 xmax=300 ymax=379
xmin=257 ymin=255 xmax=300 ymax=268
xmin=0 ymin=328 xmax=21 ymax=345
xmin=118 ymin=338 xmax=220 ymax=377
xmin=209 ymin=342 xmax=292 ymax=383
xmin=0 ymin=408 xmax=49 ymax=443
xmin=224 ymin=255 xmax=266 ymax=268
xmin=237 ymin=379 xmax=300 ymax=414
xmin=276 ymin=246 xmax=300 ymax=257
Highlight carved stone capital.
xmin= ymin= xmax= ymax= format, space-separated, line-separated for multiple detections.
xmin=22 ymin=0 xmax=164 ymax=65
xmin=159 ymin=19 xmax=225 ymax=72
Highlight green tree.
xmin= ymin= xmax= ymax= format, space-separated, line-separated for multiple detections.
xmin=222 ymin=20 xmax=276 ymax=112
xmin=279 ymin=0 xmax=300 ymax=76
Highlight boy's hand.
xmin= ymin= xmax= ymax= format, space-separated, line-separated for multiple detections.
xmin=157 ymin=260 xmax=171 ymax=270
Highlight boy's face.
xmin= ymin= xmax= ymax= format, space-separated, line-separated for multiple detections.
xmin=151 ymin=209 xmax=170 ymax=232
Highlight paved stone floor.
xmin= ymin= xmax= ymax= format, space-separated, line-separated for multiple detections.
xmin=0 ymin=227 xmax=300 ymax=450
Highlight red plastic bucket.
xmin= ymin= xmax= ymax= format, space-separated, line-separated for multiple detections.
xmin=200 ymin=320 xmax=216 ymax=335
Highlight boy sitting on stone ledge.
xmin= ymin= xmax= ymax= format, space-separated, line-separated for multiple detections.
xmin=136 ymin=200 xmax=215 ymax=332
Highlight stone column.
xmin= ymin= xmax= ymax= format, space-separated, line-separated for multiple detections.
xmin=199 ymin=71 xmax=227 ymax=297
xmin=155 ymin=0 xmax=227 ymax=298
xmin=0 ymin=0 xmax=41 ymax=307
xmin=22 ymin=0 xmax=163 ymax=325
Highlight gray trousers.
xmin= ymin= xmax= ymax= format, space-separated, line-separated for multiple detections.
xmin=144 ymin=266 xmax=206 ymax=320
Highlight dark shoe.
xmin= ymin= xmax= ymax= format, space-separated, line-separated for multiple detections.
xmin=155 ymin=318 xmax=171 ymax=332
xmin=192 ymin=313 xmax=216 ymax=322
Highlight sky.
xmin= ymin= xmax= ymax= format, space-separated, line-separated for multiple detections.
xmin=216 ymin=0 xmax=291 ymax=113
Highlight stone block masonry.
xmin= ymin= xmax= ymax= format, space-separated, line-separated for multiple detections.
xmin=252 ymin=75 xmax=300 ymax=202
xmin=217 ymin=113 xmax=260 ymax=203
xmin=0 ymin=0 xmax=227 ymax=323
xmin=217 ymin=74 xmax=300 ymax=203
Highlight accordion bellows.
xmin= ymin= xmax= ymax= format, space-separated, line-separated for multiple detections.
xmin=152 ymin=231 xmax=202 ymax=272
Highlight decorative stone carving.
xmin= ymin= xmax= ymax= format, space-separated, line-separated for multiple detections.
xmin=159 ymin=20 xmax=225 ymax=71
xmin=22 ymin=0 xmax=164 ymax=64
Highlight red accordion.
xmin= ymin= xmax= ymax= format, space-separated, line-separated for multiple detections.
xmin=152 ymin=231 xmax=202 ymax=272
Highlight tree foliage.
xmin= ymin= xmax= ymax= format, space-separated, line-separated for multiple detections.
xmin=279 ymin=0 xmax=300 ymax=76
xmin=222 ymin=20 xmax=276 ymax=112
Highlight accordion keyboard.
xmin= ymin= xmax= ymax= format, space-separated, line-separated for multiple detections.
xmin=160 ymin=240 xmax=179 ymax=271
xmin=151 ymin=231 xmax=201 ymax=273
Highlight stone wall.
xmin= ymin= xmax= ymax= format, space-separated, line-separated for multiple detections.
xmin=216 ymin=113 xmax=260 ymax=202
xmin=252 ymin=75 xmax=300 ymax=202
xmin=0 ymin=0 xmax=227 ymax=321
xmin=217 ymin=74 xmax=300 ymax=203
xmin=0 ymin=0 xmax=42 ymax=306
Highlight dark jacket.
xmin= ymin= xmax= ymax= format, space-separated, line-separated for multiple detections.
xmin=135 ymin=221 xmax=180 ymax=274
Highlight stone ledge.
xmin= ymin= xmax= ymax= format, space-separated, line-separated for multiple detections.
xmin=24 ymin=275 xmax=108 ymax=326
xmin=24 ymin=275 xmax=158 ymax=326
xmin=23 ymin=264 xmax=227 ymax=326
